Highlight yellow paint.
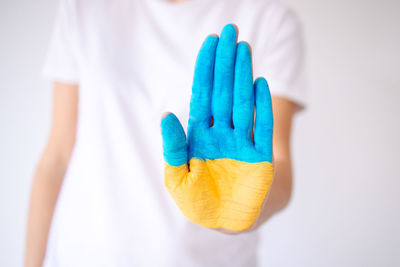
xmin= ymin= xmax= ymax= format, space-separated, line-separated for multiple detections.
xmin=165 ymin=158 xmax=274 ymax=231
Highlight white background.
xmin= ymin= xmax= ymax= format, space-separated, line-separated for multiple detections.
xmin=1 ymin=0 xmax=399 ymax=266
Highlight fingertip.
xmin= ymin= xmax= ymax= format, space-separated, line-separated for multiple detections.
xmin=161 ymin=112 xmax=176 ymax=123
xmin=202 ymin=34 xmax=219 ymax=50
xmin=160 ymin=112 xmax=188 ymax=167
xmin=237 ymin=42 xmax=251 ymax=57
xmin=206 ymin=34 xmax=219 ymax=42
xmin=224 ymin=23 xmax=239 ymax=34
xmin=255 ymin=77 xmax=269 ymax=89
xmin=221 ymin=23 xmax=238 ymax=41
xmin=160 ymin=113 xmax=186 ymax=143
xmin=237 ymin=41 xmax=249 ymax=48
xmin=162 ymin=112 xmax=172 ymax=119
xmin=238 ymin=41 xmax=252 ymax=53
xmin=231 ymin=24 xmax=239 ymax=34
xmin=161 ymin=112 xmax=179 ymax=129
xmin=223 ymin=23 xmax=236 ymax=31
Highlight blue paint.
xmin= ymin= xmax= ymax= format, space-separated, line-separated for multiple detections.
xmin=161 ymin=113 xmax=188 ymax=166
xmin=161 ymin=24 xmax=273 ymax=167
xmin=211 ymin=24 xmax=237 ymax=128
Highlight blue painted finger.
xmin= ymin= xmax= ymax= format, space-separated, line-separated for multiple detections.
xmin=212 ymin=24 xmax=237 ymax=128
xmin=233 ymin=42 xmax=254 ymax=138
xmin=189 ymin=35 xmax=219 ymax=128
xmin=254 ymin=78 xmax=273 ymax=162
xmin=161 ymin=113 xmax=188 ymax=167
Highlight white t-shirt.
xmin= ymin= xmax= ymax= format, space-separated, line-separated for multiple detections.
xmin=42 ymin=0 xmax=306 ymax=266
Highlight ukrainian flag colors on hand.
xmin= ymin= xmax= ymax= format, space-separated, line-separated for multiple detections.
xmin=161 ymin=24 xmax=274 ymax=232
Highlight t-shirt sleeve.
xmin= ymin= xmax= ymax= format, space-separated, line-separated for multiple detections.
xmin=252 ymin=5 xmax=307 ymax=109
xmin=42 ymin=0 xmax=79 ymax=84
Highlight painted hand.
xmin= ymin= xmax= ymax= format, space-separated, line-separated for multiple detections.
xmin=161 ymin=24 xmax=274 ymax=232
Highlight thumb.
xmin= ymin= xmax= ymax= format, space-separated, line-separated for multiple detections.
xmin=160 ymin=113 xmax=188 ymax=167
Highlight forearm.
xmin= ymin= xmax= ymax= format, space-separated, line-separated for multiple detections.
xmin=24 ymin=82 xmax=78 ymax=266
xmin=252 ymin=158 xmax=293 ymax=230
xmin=24 ymin=151 xmax=68 ymax=267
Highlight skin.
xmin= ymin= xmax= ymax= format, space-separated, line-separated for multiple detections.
xmin=25 ymin=82 xmax=78 ymax=267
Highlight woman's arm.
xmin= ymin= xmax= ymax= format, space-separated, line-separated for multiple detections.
xmin=252 ymin=95 xmax=297 ymax=229
xmin=24 ymin=82 xmax=78 ymax=267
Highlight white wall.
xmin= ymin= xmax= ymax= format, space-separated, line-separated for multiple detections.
xmin=0 ymin=1 xmax=55 ymax=266
xmin=0 ymin=0 xmax=399 ymax=266
xmin=259 ymin=0 xmax=400 ymax=266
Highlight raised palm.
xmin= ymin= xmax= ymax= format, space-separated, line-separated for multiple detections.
xmin=161 ymin=24 xmax=274 ymax=232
